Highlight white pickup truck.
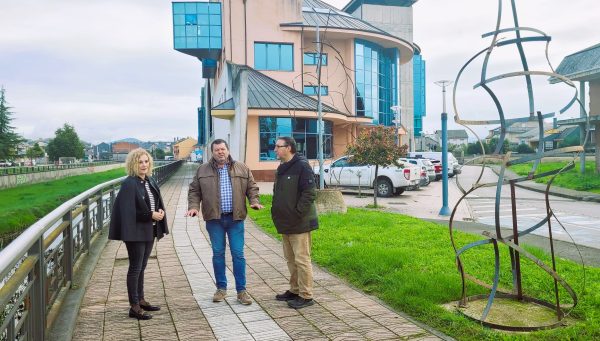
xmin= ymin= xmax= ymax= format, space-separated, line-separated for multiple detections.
xmin=313 ymin=155 xmax=420 ymax=197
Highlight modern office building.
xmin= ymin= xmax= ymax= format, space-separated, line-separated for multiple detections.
xmin=173 ymin=0 xmax=421 ymax=180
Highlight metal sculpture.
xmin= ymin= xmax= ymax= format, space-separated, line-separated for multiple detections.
xmin=449 ymin=0 xmax=587 ymax=331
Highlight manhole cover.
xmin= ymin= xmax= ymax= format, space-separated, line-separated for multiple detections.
xmin=389 ymin=202 xmax=407 ymax=205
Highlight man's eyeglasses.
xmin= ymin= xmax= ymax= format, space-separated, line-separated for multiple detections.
xmin=274 ymin=144 xmax=288 ymax=149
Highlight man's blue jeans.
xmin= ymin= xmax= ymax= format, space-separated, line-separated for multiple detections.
xmin=205 ymin=214 xmax=246 ymax=292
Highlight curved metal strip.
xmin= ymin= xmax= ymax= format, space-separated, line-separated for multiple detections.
xmin=481 ymin=239 xmax=501 ymax=321
xmin=481 ymin=26 xmax=549 ymax=38
xmin=496 ymin=36 xmax=551 ymax=47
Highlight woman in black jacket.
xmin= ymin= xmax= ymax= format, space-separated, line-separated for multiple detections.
xmin=109 ymin=148 xmax=169 ymax=320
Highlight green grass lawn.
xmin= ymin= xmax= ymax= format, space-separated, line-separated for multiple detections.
xmin=510 ymin=162 xmax=600 ymax=194
xmin=249 ymin=195 xmax=600 ymax=340
xmin=0 ymin=168 xmax=125 ymax=237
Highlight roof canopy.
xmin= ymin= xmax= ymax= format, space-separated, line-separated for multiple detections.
xmin=553 ymin=43 xmax=600 ymax=82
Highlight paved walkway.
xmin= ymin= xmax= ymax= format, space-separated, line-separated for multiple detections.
xmin=72 ymin=165 xmax=442 ymax=340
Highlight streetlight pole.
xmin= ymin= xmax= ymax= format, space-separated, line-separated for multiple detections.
xmin=316 ymin=22 xmax=325 ymax=190
xmin=435 ymin=80 xmax=453 ymax=216
xmin=391 ymin=105 xmax=401 ymax=147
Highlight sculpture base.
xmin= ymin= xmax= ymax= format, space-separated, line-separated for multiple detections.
xmin=455 ymin=294 xmax=570 ymax=331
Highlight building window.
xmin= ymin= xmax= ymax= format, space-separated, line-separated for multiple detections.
xmin=354 ymin=39 xmax=398 ymax=126
xmin=254 ymin=43 xmax=294 ymax=71
xmin=259 ymin=117 xmax=332 ymax=160
xmin=303 ymin=85 xmax=328 ymax=96
xmin=303 ymin=52 xmax=327 ymax=65
xmin=173 ymin=2 xmax=222 ymax=49
xmin=413 ymin=53 xmax=426 ymax=137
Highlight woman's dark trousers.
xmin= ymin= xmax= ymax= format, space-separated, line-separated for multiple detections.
xmin=125 ymin=241 xmax=154 ymax=305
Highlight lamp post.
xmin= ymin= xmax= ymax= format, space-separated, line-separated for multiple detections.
xmin=391 ymin=105 xmax=401 ymax=146
xmin=435 ymin=80 xmax=453 ymax=216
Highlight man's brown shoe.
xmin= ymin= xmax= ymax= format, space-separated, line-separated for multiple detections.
xmin=237 ymin=290 xmax=253 ymax=305
xmin=213 ymin=289 xmax=227 ymax=302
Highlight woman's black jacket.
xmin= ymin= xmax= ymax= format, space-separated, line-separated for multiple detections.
xmin=109 ymin=176 xmax=169 ymax=242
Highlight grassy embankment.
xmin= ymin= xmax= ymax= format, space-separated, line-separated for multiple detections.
xmin=0 ymin=168 xmax=125 ymax=238
xmin=510 ymin=162 xmax=600 ymax=194
xmin=249 ymin=195 xmax=600 ymax=340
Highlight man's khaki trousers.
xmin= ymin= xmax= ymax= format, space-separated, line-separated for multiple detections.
xmin=282 ymin=232 xmax=313 ymax=299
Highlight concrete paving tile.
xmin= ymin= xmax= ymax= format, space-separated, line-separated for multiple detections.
xmin=238 ymin=310 xmax=272 ymax=323
xmin=244 ymin=319 xmax=282 ymax=334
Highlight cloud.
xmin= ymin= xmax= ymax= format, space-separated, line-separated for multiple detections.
xmin=1 ymin=0 xmax=205 ymax=144
xmin=2 ymin=0 xmax=598 ymax=145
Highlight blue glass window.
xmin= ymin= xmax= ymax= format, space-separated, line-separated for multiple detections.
xmin=259 ymin=117 xmax=332 ymax=160
xmin=173 ymin=3 xmax=185 ymax=14
xmin=303 ymin=86 xmax=328 ymax=96
xmin=254 ymin=43 xmax=267 ymax=70
xmin=197 ymin=2 xmax=209 ymax=14
xmin=354 ymin=39 xmax=398 ymax=126
xmin=184 ymin=2 xmax=196 ymax=12
xmin=185 ymin=14 xmax=197 ymax=25
xmin=173 ymin=2 xmax=222 ymax=50
xmin=303 ymin=53 xmax=327 ymax=65
xmin=413 ymin=53 xmax=426 ymax=136
xmin=254 ymin=42 xmax=293 ymax=71
xmin=266 ymin=44 xmax=280 ymax=70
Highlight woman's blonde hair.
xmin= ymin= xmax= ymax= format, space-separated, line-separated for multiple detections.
xmin=125 ymin=148 xmax=153 ymax=177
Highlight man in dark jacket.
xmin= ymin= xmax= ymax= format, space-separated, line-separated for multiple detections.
xmin=271 ymin=136 xmax=318 ymax=309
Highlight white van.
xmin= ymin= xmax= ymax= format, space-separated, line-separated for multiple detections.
xmin=407 ymin=152 xmax=460 ymax=177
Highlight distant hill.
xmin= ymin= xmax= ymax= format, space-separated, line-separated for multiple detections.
xmin=114 ymin=137 xmax=143 ymax=144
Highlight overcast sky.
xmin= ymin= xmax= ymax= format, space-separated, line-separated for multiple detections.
xmin=1 ymin=0 xmax=598 ymax=144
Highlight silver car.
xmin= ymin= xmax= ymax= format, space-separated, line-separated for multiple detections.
xmin=399 ymin=158 xmax=436 ymax=184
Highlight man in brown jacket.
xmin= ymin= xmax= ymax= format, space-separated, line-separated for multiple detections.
xmin=185 ymin=139 xmax=263 ymax=305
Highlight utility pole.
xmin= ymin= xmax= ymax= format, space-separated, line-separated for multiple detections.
xmin=435 ymin=80 xmax=453 ymax=216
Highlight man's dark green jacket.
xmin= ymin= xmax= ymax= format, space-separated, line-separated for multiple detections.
xmin=272 ymin=154 xmax=318 ymax=234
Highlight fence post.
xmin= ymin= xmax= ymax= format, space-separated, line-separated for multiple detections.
xmin=63 ymin=212 xmax=73 ymax=287
xmin=82 ymin=199 xmax=90 ymax=252
xmin=96 ymin=190 xmax=104 ymax=231
xmin=28 ymin=238 xmax=46 ymax=340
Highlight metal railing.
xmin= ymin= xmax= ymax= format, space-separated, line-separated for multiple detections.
xmin=0 ymin=160 xmax=182 ymax=340
xmin=0 ymin=161 xmax=120 ymax=176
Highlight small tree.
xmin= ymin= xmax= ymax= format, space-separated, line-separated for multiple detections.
xmin=47 ymin=124 xmax=85 ymax=161
xmin=0 ymin=87 xmax=24 ymax=160
xmin=154 ymin=148 xmax=166 ymax=160
xmin=26 ymin=143 xmax=45 ymax=161
xmin=516 ymin=143 xmax=534 ymax=154
xmin=346 ymin=126 xmax=408 ymax=208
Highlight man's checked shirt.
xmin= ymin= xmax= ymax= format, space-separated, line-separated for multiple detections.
xmin=218 ymin=164 xmax=233 ymax=213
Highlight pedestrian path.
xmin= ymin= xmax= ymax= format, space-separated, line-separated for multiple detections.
xmin=72 ymin=164 xmax=442 ymax=340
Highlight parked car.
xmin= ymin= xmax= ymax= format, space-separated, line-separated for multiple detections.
xmin=430 ymin=160 xmax=443 ymax=181
xmin=0 ymin=160 xmax=14 ymax=167
xmin=408 ymin=152 xmax=461 ymax=177
xmin=313 ymin=155 xmax=420 ymax=197
xmin=399 ymin=157 xmax=435 ymax=184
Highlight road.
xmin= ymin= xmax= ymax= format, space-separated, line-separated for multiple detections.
xmin=456 ymin=165 xmax=600 ymax=250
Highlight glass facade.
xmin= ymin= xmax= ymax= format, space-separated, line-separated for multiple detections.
xmin=413 ymin=53 xmax=426 ymax=136
xmin=259 ymin=117 xmax=332 ymax=160
xmin=303 ymin=85 xmax=328 ymax=96
xmin=354 ymin=39 xmax=398 ymax=126
xmin=173 ymin=2 xmax=222 ymax=50
xmin=303 ymin=53 xmax=327 ymax=65
xmin=254 ymin=43 xmax=294 ymax=71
